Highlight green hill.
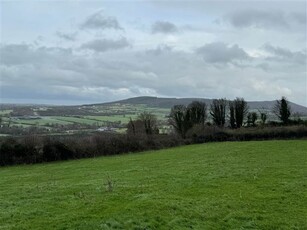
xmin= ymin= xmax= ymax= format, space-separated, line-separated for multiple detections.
xmin=99 ymin=96 xmax=307 ymax=114
xmin=0 ymin=140 xmax=306 ymax=229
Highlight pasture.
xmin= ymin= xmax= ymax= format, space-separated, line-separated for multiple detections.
xmin=0 ymin=104 xmax=170 ymax=135
xmin=0 ymin=140 xmax=306 ymax=229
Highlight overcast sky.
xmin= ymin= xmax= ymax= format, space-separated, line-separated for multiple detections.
xmin=0 ymin=0 xmax=306 ymax=106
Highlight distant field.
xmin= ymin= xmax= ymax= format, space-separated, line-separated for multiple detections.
xmin=84 ymin=115 xmax=138 ymax=124
xmin=7 ymin=114 xmax=163 ymax=130
xmin=0 ymin=110 xmax=12 ymax=115
xmin=0 ymin=104 xmax=170 ymax=131
xmin=0 ymin=140 xmax=306 ymax=229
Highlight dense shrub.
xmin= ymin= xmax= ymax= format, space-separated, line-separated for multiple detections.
xmin=185 ymin=125 xmax=307 ymax=143
xmin=43 ymin=140 xmax=74 ymax=162
xmin=0 ymin=133 xmax=184 ymax=166
xmin=0 ymin=125 xmax=306 ymax=166
xmin=0 ymin=138 xmax=16 ymax=166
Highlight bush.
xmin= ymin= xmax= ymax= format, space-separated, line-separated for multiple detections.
xmin=0 ymin=124 xmax=306 ymax=167
xmin=43 ymin=140 xmax=74 ymax=162
xmin=0 ymin=138 xmax=17 ymax=166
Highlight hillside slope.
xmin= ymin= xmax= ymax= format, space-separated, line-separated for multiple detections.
xmin=100 ymin=96 xmax=307 ymax=114
xmin=0 ymin=140 xmax=306 ymax=229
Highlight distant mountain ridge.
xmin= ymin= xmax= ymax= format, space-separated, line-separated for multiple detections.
xmin=98 ymin=96 xmax=307 ymax=114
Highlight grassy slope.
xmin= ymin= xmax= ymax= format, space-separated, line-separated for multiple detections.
xmin=0 ymin=140 xmax=306 ymax=229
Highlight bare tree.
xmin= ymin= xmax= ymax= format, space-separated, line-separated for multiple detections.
xmin=138 ymin=112 xmax=158 ymax=135
xmin=247 ymin=112 xmax=258 ymax=127
xmin=187 ymin=101 xmax=207 ymax=126
xmin=229 ymin=98 xmax=248 ymax=128
xmin=169 ymin=105 xmax=192 ymax=138
xmin=229 ymin=101 xmax=236 ymax=129
xmin=169 ymin=101 xmax=208 ymax=138
xmin=257 ymin=107 xmax=268 ymax=125
xmin=210 ymin=98 xmax=227 ymax=127
xmin=127 ymin=112 xmax=158 ymax=136
xmin=273 ymin=96 xmax=291 ymax=125
xmin=234 ymin=97 xmax=249 ymax=128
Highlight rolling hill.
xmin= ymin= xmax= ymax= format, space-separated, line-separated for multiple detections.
xmin=99 ymin=96 xmax=307 ymax=114
xmin=2 ymin=96 xmax=307 ymax=117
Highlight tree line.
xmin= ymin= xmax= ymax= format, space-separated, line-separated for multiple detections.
xmin=168 ymin=96 xmax=293 ymax=138
xmin=125 ymin=96 xmax=296 ymax=140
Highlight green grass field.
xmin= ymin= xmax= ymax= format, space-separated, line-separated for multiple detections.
xmin=0 ymin=104 xmax=170 ymax=127
xmin=84 ymin=115 xmax=139 ymax=124
xmin=0 ymin=140 xmax=306 ymax=229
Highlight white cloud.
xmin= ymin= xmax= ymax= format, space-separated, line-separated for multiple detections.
xmin=250 ymin=79 xmax=292 ymax=98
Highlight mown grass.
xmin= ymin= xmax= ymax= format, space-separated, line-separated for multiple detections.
xmin=0 ymin=140 xmax=306 ymax=229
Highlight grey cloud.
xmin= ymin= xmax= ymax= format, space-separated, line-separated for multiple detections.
xmin=0 ymin=44 xmax=32 ymax=65
xmin=56 ymin=31 xmax=78 ymax=41
xmin=152 ymin=21 xmax=178 ymax=34
xmin=80 ymin=10 xmax=122 ymax=30
xmin=223 ymin=9 xmax=306 ymax=30
xmin=80 ymin=38 xmax=130 ymax=52
xmin=146 ymin=44 xmax=173 ymax=56
xmin=263 ymin=44 xmax=306 ymax=65
xmin=2 ymin=2 xmax=306 ymax=106
xmin=1 ymin=41 xmax=305 ymax=106
xmin=196 ymin=42 xmax=250 ymax=64
xmin=226 ymin=9 xmax=288 ymax=29
xmin=291 ymin=12 xmax=306 ymax=25
xmin=0 ymin=44 xmax=72 ymax=66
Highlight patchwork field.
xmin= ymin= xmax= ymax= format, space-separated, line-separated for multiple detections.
xmin=0 ymin=104 xmax=170 ymax=135
xmin=0 ymin=140 xmax=306 ymax=229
